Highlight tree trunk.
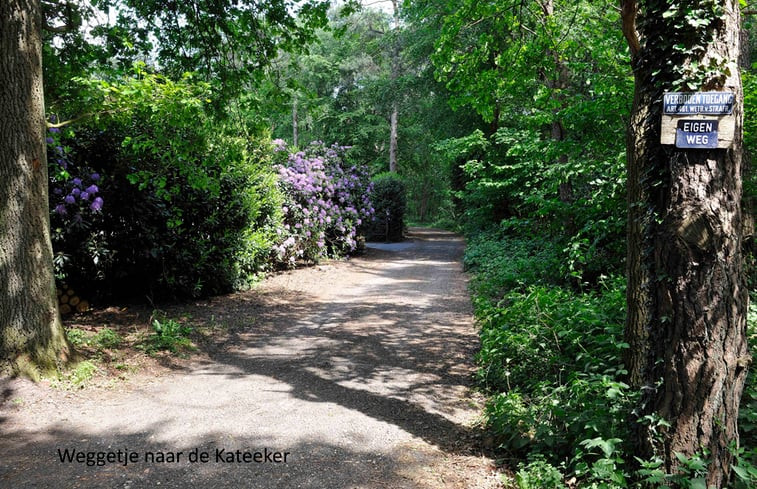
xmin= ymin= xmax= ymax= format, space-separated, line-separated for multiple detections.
xmin=292 ymin=96 xmax=299 ymax=148
xmin=621 ymin=1 xmax=750 ymax=485
xmin=541 ymin=0 xmax=573 ymax=205
xmin=0 ymin=0 xmax=71 ymax=375
xmin=388 ymin=0 xmax=400 ymax=173
xmin=389 ymin=104 xmax=398 ymax=172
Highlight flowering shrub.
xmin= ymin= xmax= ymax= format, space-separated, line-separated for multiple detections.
xmin=47 ymin=122 xmax=111 ymax=282
xmin=273 ymin=141 xmax=374 ymax=265
xmin=45 ymin=71 xmax=282 ymax=299
xmin=48 ymin=123 xmax=104 ymax=219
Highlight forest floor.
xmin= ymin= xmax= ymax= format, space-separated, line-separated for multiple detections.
xmin=0 ymin=228 xmax=502 ymax=488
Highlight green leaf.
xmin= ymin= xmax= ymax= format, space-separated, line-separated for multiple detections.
xmin=732 ymin=465 xmax=749 ymax=480
xmin=689 ymin=478 xmax=707 ymax=489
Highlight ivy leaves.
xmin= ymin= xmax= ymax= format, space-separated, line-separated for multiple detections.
xmin=638 ymin=0 xmax=729 ymax=90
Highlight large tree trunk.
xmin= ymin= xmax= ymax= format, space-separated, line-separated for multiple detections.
xmin=621 ymin=1 xmax=750 ymax=486
xmin=0 ymin=0 xmax=71 ymax=375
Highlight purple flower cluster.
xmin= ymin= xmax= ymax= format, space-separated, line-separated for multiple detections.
xmin=274 ymin=141 xmax=374 ymax=265
xmin=53 ymin=175 xmax=103 ymax=215
xmin=272 ymin=138 xmax=288 ymax=152
xmin=47 ymin=124 xmax=104 ymax=217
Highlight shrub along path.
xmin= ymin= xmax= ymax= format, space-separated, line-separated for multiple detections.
xmin=0 ymin=228 xmax=500 ymax=488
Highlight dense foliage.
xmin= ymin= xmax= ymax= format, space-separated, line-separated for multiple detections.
xmin=366 ymin=172 xmax=406 ymax=242
xmin=263 ymin=6 xmax=477 ymax=224
xmin=465 ymin=233 xmax=635 ymax=486
xmin=431 ymin=0 xmax=757 ymax=487
xmin=48 ymin=70 xmax=282 ymax=299
xmin=34 ymin=0 xmax=757 ymax=487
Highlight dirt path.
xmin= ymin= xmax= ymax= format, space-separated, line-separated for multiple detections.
xmin=0 ymin=228 xmax=501 ymax=488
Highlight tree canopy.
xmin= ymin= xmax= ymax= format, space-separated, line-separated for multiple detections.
xmin=2 ymin=0 xmax=757 ymax=486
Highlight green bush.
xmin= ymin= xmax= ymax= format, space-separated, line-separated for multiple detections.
xmin=438 ymin=122 xmax=627 ymax=284
xmin=67 ymin=360 xmax=98 ymax=387
xmin=65 ymin=328 xmax=88 ymax=349
xmin=466 ymin=229 xmax=637 ymax=485
xmin=739 ymin=301 xmax=757 ymax=471
xmin=478 ymin=284 xmax=631 ymax=466
xmin=477 ymin=285 xmax=627 ymax=393
xmin=366 ymin=172 xmax=406 ymax=242
xmin=464 ymin=230 xmax=563 ymax=299
xmin=469 ymin=233 xmax=757 ymax=486
xmin=49 ymin=70 xmax=282 ymax=299
xmin=515 ymin=458 xmax=566 ymax=489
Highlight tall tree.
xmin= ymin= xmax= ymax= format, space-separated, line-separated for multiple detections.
xmin=388 ymin=0 xmax=400 ymax=172
xmin=621 ymin=0 xmax=749 ymax=485
xmin=0 ymin=0 xmax=71 ymax=374
xmin=266 ymin=6 xmax=393 ymax=165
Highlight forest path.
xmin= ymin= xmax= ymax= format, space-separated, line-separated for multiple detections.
xmin=0 ymin=228 xmax=500 ymax=488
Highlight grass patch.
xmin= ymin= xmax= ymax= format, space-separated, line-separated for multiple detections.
xmin=56 ymin=360 xmax=100 ymax=389
xmin=93 ymin=328 xmax=122 ymax=350
xmin=137 ymin=312 xmax=195 ymax=354
xmin=69 ymin=360 xmax=98 ymax=386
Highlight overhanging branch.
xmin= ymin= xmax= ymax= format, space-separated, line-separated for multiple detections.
xmin=620 ymin=0 xmax=640 ymax=56
xmin=46 ymin=109 xmax=126 ymax=129
xmin=41 ymin=0 xmax=82 ymax=34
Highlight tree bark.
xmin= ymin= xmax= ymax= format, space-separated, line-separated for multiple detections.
xmin=389 ymin=104 xmax=398 ymax=172
xmin=622 ymin=1 xmax=750 ymax=486
xmin=388 ymin=0 xmax=400 ymax=173
xmin=0 ymin=0 xmax=71 ymax=375
xmin=540 ymin=0 xmax=573 ymax=205
xmin=292 ymin=96 xmax=299 ymax=148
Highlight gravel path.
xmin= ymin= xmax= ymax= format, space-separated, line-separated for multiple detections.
xmin=0 ymin=228 xmax=501 ymax=488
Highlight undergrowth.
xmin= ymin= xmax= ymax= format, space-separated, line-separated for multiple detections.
xmin=138 ymin=312 xmax=195 ymax=354
xmin=465 ymin=229 xmax=757 ymax=488
xmin=59 ymin=311 xmax=195 ymax=388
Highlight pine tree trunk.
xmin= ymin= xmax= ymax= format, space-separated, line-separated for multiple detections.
xmin=389 ymin=104 xmax=398 ymax=172
xmin=622 ymin=1 xmax=750 ymax=485
xmin=388 ymin=0 xmax=400 ymax=173
xmin=292 ymin=96 xmax=299 ymax=148
xmin=0 ymin=0 xmax=71 ymax=375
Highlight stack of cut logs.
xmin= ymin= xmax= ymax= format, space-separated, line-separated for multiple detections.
xmin=57 ymin=285 xmax=90 ymax=315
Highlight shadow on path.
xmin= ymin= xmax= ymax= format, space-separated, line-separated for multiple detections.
xmin=0 ymin=228 xmax=492 ymax=488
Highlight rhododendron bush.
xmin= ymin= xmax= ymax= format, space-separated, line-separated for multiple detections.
xmin=45 ymin=71 xmax=376 ymax=299
xmin=45 ymin=72 xmax=283 ymax=299
xmin=273 ymin=140 xmax=374 ymax=265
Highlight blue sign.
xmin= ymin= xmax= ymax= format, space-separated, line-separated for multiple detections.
xmin=675 ymin=119 xmax=718 ymax=149
xmin=664 ymin=92 xmax=734 ymax=115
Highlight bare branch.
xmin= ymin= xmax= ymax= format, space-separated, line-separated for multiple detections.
xmin=46 ymin=109 xmax=126 ymax=129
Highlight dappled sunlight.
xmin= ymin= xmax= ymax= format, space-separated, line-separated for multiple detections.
xmin=1 ymin=229 xmax=495 ymax=487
